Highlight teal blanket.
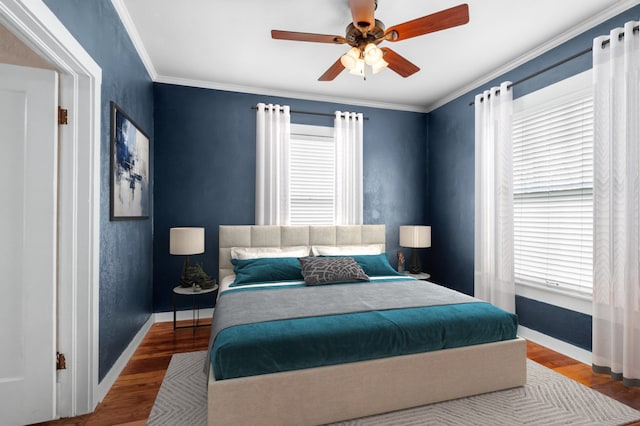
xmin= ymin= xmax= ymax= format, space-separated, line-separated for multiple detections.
xmin=210 ymin=280 xmax=518 ymax=380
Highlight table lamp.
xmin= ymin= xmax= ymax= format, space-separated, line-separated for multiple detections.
xmin=399 ymin=225 xmax=431 ymax=274
xmin=170 ymin=227 xmax=205 ymax=287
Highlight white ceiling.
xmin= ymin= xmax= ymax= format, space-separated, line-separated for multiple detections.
xmin=115 ymin=0 xmax=631 ymax=112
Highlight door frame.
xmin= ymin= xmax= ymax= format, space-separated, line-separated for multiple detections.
xmin=0 ymin=0 xmax=101 ymax=417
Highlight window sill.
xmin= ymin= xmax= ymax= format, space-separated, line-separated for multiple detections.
xmin=515 ymin=281 xmax=592 ymax=316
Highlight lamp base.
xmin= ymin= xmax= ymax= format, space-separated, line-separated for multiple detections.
xmin=408 ymin=248 xmax=421 ymax=274
xmin=179 ymin=255 xmax=193 ymax=288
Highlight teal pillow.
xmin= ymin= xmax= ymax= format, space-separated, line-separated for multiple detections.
xmin=325 ymin=253 xmax=403 ymax=277
xmin=232 ymin=257 xmax=303 ymax=285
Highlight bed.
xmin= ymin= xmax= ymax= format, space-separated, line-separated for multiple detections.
xmin=207 ymin=225 xmax=526 ymax=425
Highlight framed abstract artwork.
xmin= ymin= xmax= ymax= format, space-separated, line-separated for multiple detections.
xmin=110 ymin=101 xmax=150 ymax=220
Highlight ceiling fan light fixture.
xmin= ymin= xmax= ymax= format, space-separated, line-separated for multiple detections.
xmin=340 ymin=47 xmax=361 ymax=70
xmin=340 ymin=54 xmax=355 ymax=70
xmin=349 ymin=58 xmax=365 ymax=76
xmin=371 ymin=57 xmax=388 ymax=74
xmin=364 ymin=42 xmax=383 ymax=65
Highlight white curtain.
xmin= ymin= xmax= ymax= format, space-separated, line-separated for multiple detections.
xmin=592 ymin=21 xmax=640 ymax=387
xmin=334 ymin=111 xmax=363 ymax=225
xmin=474 ymin=81 xmax=515 ymax=313
xmin=255 ymin=103 xmax=291 ymax=225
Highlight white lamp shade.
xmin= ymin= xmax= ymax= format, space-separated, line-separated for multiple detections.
xmin=170 ymin=227 xmax=205 ymax=255
xmin=399 ymin=226 xmax=431 ymax=248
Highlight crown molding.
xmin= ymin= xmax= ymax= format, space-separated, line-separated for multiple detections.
xmin=111 ymin=0 xmax=157 ymax=80
xmin=154 ymin=75 xmax=430 ymax=113
xmin=425 ymin=0 xmax=639 ymax=112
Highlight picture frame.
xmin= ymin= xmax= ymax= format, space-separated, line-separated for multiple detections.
xmin=110 ymin=101 xmax=150 ymax=220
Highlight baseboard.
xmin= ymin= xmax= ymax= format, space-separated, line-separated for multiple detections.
xmin=518 ymin=325 xmax=591 ymax=365
xmin=91 ymin=308 xmax=213 ymax=407
xmin=95 ymin=314 xmax=154 ymax=403
xmin=153 ymin=308 xmax=214 ymax=324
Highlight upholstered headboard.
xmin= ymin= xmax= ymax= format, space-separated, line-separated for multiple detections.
xmin=218 ymin=225 xmax=386 ymax=283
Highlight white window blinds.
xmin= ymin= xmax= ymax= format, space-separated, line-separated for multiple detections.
xmin=289 ymin=125 xmax=335 ymax=225
xmin=512 ymin=89 xmax=593 ymax=295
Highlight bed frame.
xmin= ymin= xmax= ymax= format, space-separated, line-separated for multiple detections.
xmin=208 ymin=225 xmax=526 ymax=425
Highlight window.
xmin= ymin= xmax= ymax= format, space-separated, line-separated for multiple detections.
xmin=289 ymin=124 xmax=335 ymax=225
xmin=256 ymin=105 xmax=363 ymax=226
xmin=512 ymin=71 xmax=593 ymax=297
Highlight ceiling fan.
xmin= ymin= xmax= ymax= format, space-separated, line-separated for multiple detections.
xmin=271 ymin=0 xmax=469 ymax=81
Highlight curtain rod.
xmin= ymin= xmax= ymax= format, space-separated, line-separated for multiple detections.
xmin=250 ymin=105 xmax=369 ymax=120
xmin=469 ymin=24 xmax=640 ymax=106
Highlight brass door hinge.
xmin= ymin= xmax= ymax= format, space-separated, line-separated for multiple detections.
xmin=58 ymin=107 xmax=68 ymax=125
xmin=56 ymin=352 xmax=66 ymax=370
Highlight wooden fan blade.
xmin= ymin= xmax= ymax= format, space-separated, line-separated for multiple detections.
xmin=271 ymin=30 xmax=346 ymax=44
xmin=318 ymin=57 xmax=345 ymax=81
xmin=349 ymin=0 xmax=376 ymax=32
xmin=385 ymin=4 xmax=469 ymax=42
xmin=381 ymin=48 xmax=420 ymax=78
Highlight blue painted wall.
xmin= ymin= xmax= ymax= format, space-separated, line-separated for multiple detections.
xmin=153 ymin=83 xmax=428 ymax=312
xmin=427 ymin=5 xmax=640 ymax=351
xmin=43 ymin=0 xmax=154 ymax=381
xmin=41 ymin=0 xmax=629 ymax=379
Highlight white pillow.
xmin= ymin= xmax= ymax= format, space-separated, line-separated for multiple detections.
xmin=311 ymin=244 xmax=383 ymax=256
xmin=230 ymin=246 xmax=310 ymax=260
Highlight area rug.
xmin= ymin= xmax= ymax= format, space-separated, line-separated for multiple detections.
xmin=148 ymin=351 xmax=640 ymax=426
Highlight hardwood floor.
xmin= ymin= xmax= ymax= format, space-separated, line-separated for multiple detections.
xmin=36 ymin=320 xmax=640 ymax=425
xmin=35 ymin=320 xmax=212 ymax=426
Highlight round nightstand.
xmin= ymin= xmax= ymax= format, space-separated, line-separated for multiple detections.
xmin=172 ymin=284 xmax=218 ymax=331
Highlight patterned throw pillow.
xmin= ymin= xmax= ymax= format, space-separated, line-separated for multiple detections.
xmin=298 ymin=256 xmax=369 ymax=285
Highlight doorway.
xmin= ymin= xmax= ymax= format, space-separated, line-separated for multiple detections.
xmin=0 ymin=0 xmax=101 ymax=420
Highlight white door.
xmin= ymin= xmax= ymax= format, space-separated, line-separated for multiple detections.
xmin=0 ymin=63 xmax=58 ymax=425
